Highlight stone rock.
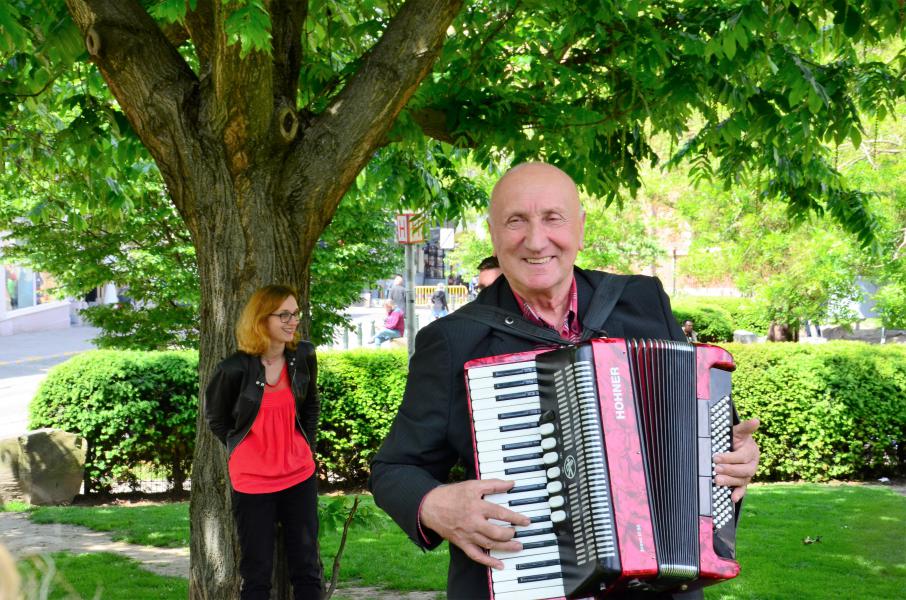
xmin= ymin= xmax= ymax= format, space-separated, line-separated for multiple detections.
xmin=0 ymin=429 xmax=86 ymax=506
xmin=0 ymin=437 xmax=24 ymax=504
xmin=733 ymin=330 xmax=759 ymax=344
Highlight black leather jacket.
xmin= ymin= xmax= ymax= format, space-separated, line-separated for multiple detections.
xmin=204 ymin=342 xmax=320 ymax=456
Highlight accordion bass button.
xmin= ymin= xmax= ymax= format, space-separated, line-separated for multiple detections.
xmin=539 ymin=423 xmax=555 ymax=436
xmin=551 ymin=510 xmax=567 ymax=523
xmin=541 ymin=437 xmax=557 ymax=450
xmin=547 ymin=481 xmax=563 ymax=494
xmin=549 ymin=495 xmax=565 ymax=509
xmin=542 ymin=452 xmax=559 ymax=465
xmin=547 ymin=467 xmax=561 ymax=479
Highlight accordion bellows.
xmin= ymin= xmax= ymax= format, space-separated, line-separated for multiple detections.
xmin=465 ymin=338 xmax=740 ymax=600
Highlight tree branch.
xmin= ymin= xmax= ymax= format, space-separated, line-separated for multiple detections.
xmin=64 ymin=0 xmax=200 ymax=215
xmin=270 ymin=0 xmax=308 ymax=103
xmin=287 ymin=0 xmax=463 ymax=234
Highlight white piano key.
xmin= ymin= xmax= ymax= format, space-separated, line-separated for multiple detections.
xmin=469 ymin=384 xmax=541 ymax=403
xmin=484 ymin=489 xmax=550 ymax=507
xmin=476 ymin=431 xmax=541 ymax=453
xmin=492 ymin=570 xmax=563 ymax=593
xmin=477 ymin=447 xmax=543 ymax=465
xmin=492 ymin=583 xmax=566 ymax=600
xmin=494 ymin=555 xmax=562 ymax=582
xmin=480 ymin=467 xmax=547 ymax=482
xmin=491 ymin=537 xmax=559 ymax=560
xmin=467 ymin=361 xmax=536 ymax=380
xmin=476 ymin=426 xmax=542 ymax=444
xmin=468 ymin=372 xmax=538 ymax=391
xmin=472 ymin=399 xmax=543 ymax=421
xmin=474 ymin=414 xmax=539 ymax=432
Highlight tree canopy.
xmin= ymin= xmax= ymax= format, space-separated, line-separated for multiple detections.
xmin=2 ymin=0 xmax=905 ymax=596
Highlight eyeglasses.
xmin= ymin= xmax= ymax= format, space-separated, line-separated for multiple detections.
xmin=270 ymin=310 xmax=302 ymax=323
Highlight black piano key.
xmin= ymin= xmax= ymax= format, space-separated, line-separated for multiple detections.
xmin=529 ymin=515 xmax=551 ymax=523
xmin=494 ymin=378 xmax=538 ymax=390
xmin=516 ymin=559 xmax=561 ymax=570
xmin=508 ymin=495 xmax=548 ymax=507
xmin=496 ymin=390 xmax=540 ymax=402
xmin=501 ymin=440 xmax=541 ymax=450
xmin=514 ymin=527 xmax=554 ymax=538
xmin=492 ymin=367 xmax=536 ymax=378
xmin=517 ymin=573 xmax=563 ymax=584
xmin=498 ymin=408 xmax=542 ymax=420
xmin=509 ymin=483 xmax=547 ymax=494
xmin=500 ymin=421 xmax=540 ymax=432
xmin=503 ymin=452 xmax=543 ymax=463
xmin=504 ymin=464 xmax=544 ymax=475
xmin=521 ymin=539 xmax=557 ymax=550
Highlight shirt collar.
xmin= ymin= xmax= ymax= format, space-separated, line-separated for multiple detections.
xmin=511 ymin=277 xmax=582 ymax=343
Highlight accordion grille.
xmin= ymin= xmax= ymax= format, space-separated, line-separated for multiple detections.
xmin=628 ymin=339 xmax=699 ymax=582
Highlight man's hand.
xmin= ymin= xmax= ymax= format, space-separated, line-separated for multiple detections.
xmin=420 ymin=479 xmax=531 ymax=569
xmin=714 ymin=418 xmax=761 ymax=503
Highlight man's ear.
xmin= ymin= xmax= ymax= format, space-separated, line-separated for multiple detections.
xmin=578 ymin=210 xmax=587 ymax=251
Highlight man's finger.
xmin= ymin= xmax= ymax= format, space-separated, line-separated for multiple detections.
xmin=733 ymin=418 xmax=760 ymax=437
xmin=476 ymin=478 xmax=517 ymax=495
xmin=484 ymin=500 xmax=531 ymax=527
xmin=461 ymin=542 xmax=504 ymax=570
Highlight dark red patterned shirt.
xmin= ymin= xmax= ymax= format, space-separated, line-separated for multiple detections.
xmin=512 ymin=277 xmax=582 ymax=343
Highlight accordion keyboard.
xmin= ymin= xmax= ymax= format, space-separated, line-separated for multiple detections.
xmin=467 ymin=360 xmax=566 ymax=600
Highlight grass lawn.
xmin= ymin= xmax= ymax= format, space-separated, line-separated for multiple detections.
xmin=17 ymin=552 xmax=188 ymax=600
xmin=4 ymin=484 xmax=904 ymax=599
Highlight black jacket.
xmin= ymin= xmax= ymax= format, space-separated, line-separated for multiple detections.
xmin=370 ymin=268 xmax=698 ymax=599
xmin=204 ymin=342 xmax=320 ymax=456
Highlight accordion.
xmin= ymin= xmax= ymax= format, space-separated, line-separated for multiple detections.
xmin=464 ymin=338 xmax=740 ymax=600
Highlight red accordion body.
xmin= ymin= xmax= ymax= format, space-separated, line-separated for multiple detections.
xmin=464 ymin=338 xmax=740 ymax=600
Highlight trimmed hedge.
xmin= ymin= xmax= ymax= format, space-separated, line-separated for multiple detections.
xmin=316 ymin=349 xmax=408 ymax=485
xmin=29 ymin=350 xmax=198 ymax=493
xmin=29 ymin=343 xmax=906 ymax=490
xmin=728 ymin=342 xmax=906 ymax=481
xmin=672 ymin=296 xmax=773 ymax=342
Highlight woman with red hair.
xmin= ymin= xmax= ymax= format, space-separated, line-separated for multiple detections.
xmin=205 ymin=284 xmax=321 ymax=599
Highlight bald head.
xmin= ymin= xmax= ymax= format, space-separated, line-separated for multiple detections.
xmin=486 ymin=162 xmax=585 ymax=303
xmin=489 ymin=162 xmax=580 ymax=225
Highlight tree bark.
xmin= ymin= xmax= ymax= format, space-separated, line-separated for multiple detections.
xmin=63 ymin=0 xmax=462 ymax=596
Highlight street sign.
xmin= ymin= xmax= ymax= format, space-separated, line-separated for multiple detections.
xmin=439 ymin=227 xmax=455 ymax=250
xmin=395 ymin=213 xmax=424 ymax=244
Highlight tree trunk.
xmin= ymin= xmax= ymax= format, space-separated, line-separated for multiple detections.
xmin=62 ymin=1 xmax=463 ymax=596
xmin=189 ymin=171 xmax=313 ymax=598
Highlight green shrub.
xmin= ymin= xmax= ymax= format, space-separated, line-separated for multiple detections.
xmin=29 ymin=350 xmax=198 ymax=493
xmin=671 ymin=300 xmax=734 ymax=342
xmin=728 ymin=341 xmax=906 ymax=482
xmin=30 ymin=343 xmax=905 ymax=491
xmin=672 ymin=296 xmax=774 ymax=340
xmin=316 ymin=349 xmax=408 ymax=485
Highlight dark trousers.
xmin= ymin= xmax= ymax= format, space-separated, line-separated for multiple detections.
xmin=232 ymin=475 xmax=322 ymax=600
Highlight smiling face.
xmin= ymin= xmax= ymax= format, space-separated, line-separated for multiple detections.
xmin=488 ymin=163 xmax=585 ymax=304
xmin=266 ymin=295 xmax=300 ymax=345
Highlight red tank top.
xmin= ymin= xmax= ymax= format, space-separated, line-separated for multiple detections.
xmin=229 ymin=364 xmax=315 ymax=493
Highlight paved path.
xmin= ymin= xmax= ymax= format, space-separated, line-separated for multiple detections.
xmin=0 ymin=511 xmax=188 ymax=579
xmin=0 ymin=326 xmax=100 ymax=439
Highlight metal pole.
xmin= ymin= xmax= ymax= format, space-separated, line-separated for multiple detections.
xmin=405 ymin=243 xmax=417 ymax=356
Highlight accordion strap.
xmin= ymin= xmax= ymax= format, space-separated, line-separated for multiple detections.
xmin=456 ymin=273 xmax=629 ymax=345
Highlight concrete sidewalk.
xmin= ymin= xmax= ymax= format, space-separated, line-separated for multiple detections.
xmin=0 ymin=326 xmax=100 ymax=439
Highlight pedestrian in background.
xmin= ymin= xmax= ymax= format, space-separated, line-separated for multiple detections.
xmin=205 ymin=284 xmax=322 ymax=600
xmin=374 ymin=299 xmax=405 ymax=347
xmin=431 ymin=283 xmax=449 ymax=319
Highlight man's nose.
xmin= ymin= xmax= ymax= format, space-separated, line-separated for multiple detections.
xmin=523 ymin=221 xmax=547 ymax=251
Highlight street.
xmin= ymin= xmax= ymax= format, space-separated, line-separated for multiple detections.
xmin=0 ymin=326 xmax=99 ymax=439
